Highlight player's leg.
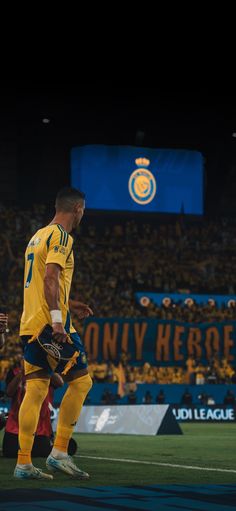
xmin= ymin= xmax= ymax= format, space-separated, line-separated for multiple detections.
xmin=14 ymin=350 xmax=54 ymax=480
xmin=17 ymin=367 xmax=50 ymax=460
xmin=46 ymin=360 xmax=92 ymax=478
xmin=52 ymin=368 xmax=92 ymax=457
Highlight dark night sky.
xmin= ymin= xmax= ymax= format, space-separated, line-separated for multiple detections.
xmin=1 ymin=83 xmax=236 ymax=212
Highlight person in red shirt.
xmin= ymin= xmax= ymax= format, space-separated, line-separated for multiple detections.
xmin=2 ymin=356 xmax=64 ymax=458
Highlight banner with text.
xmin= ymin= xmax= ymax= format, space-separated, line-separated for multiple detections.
xmin=171 ymin=405 xmax=236 ymax=422
xmin=82 ymin=319 xmax=236 ymax=365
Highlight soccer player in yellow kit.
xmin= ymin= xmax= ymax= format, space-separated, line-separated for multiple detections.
xmin=14 ymin=187 xmax=93 ymax=480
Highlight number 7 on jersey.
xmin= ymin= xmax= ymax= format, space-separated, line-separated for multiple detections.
xmin=25 ymin=253 xmax=34 ymax=288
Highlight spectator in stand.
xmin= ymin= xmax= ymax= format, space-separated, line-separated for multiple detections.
xmin=181 ymin=388 xmax=193 ymax=405
xmin=223 ymin=389 xmax=236 ymax=405
xmin=195 ymin=362 xmax=206 ymax=385
xmin=125 ymin=371 xmax=137 ymax=395
xmin=134 ymin=367 xmax=144 ymax=384
xmin=206 ymin=366 xmax=217 ymax=384
xmin=100 ymin=389 xmax=118 ymax=405
xmin=93 ymin=360 xmax=108 ymax=382
xmin=119 ymin=350 xmax=131 ymax=368
xmin=186 ymin=356 xmax=196 ymax=385
xmin=156 ymin=389 xmax=165 ymax=404
xmin=143 ymin=363 xmax=157 ymax=383
xmin=101 ymin=389 xmax=111 ymax=405
xmin=143 ymin=390 xmax=153 ymax=404
xmin=198 ymin=392 xmax=208 ymax=405
xmin=106 ymin=361 xmax=119 ymax=383
xmin=127 ymin=389 xmax=137 ymax=405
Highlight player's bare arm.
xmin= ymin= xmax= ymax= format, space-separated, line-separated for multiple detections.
xmin=69 ymin=298 xmax=93 ymax=319
xmin=44 ymin=263 xmax=67 ymax=343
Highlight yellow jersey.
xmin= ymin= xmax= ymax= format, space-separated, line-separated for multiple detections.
xmin=20 ymin=223 xmax=76 ymax=336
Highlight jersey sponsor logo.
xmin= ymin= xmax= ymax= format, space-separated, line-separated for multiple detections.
xmin=128 ymin=158 xmax=156 ymax=205
xmin=53 ymin=245 xmax=66 ymax=255
xmin=43 ymin=343 xmax=61 ymax=360
xmin=81 ymin=353 xmax=87 ymax=364
xmin=28 ymin=237 xmax=41 ymax=247
xmin=51 ymin=340 xmax=63 ymax=351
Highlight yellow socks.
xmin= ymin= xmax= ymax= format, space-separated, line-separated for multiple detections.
xmin=17 ymin=373 xmax=92 ymax=464
xmin=17 ymin=378 xmax=50 ymax=465
xmin=53 ymin=373 xmax=92 ymax=454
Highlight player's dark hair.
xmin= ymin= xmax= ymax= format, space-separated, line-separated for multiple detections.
xmin=55 ymin=187 xmax=85 ymax=212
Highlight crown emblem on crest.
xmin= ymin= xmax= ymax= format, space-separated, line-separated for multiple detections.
xmin=135 ymin=157 xmax=150 ymax=167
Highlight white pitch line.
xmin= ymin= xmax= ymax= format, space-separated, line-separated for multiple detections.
xmin=78 ymin=455 xmax=236 ymax=474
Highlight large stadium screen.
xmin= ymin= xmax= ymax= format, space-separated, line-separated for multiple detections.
xmin=71 ymin=145 xmax=204 ymax=214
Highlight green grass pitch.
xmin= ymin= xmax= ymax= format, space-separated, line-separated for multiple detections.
xmin=0 ymin=424 xmax=235 ymax=489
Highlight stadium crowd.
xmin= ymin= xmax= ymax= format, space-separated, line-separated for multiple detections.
xmin=89 ymin=356 xmax=236 ymax=385
xmin=0 ymin=204 xmax=236 ymax=383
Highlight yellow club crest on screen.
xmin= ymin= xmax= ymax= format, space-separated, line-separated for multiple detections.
xmin=128 ymin=158 xmax=156 ymax=205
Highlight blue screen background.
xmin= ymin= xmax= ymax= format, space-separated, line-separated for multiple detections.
xmin=71 ymin=145 xmax=203 ymax=214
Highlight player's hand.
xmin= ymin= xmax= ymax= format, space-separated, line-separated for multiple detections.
xmin=77 ymin=303 xmax=93 ymax=319
xmin=69 ymin=300 xmax=93 ymax=319
xmin=50 ymin=372 xmax=64 ymax=388
xmin=0 ymin=313 xmax=8 ymax=333
xmin=52 ymin=322 xmax=68 ymax=343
